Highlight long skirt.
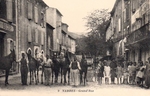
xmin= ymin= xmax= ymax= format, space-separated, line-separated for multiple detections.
xmin=145 ymin=72 xmax=150 ymax=87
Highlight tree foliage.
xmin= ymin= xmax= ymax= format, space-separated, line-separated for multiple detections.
xmin=83 ymin=9 xmax=110 ymax=33
xmin=79 ymin=9 xmax=110 ymax=56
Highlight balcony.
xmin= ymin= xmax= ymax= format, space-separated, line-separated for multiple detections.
xmin=126 ymin=23 xmax=150 ymax=48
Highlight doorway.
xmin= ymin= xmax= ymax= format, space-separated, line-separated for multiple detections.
xmin=0 ymin=33 xmax=5 ymax=57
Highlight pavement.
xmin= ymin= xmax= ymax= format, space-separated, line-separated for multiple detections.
xmin=0 ymin=70 xmax=150 ymax=96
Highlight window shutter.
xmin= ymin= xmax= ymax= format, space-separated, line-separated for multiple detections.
xmin=48 ymin=36 xmax=50 ymax=48
xmin=28 ymin=25 xmax=32 ymax=42
xmin=124 ymin=9 xmax=126 ymax=22
xmin=6 ymin=0 xmax=13 ymax=22
xmin=35 ymin=29 xmax=38 ymax=43
xmin=118 ymin=18 xmax=121 ymax=32
xmin=27 ymin=1 xmax=33 ymax=20
xmin=41 ymin=32 xmax=44 ymax=45
xmin=34 ymin=6 xmax=38 ymax=23
xmin=41 ymin=12 xmax=44 ymax=27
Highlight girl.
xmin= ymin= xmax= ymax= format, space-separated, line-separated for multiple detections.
xmin=123 ymin=69 xmax=129 ymax=84
xmin=145 ymin=58 xmax=150 ymax=88
xmin=116 ymin=63 xmax=123 ymax=84
xmin=104 ymin=61 xmax=110 ymax=84
xmin=97 ymin=61 xmax=104 ymax=85
xmin=136 ymin=61 xmax=146 ymax=87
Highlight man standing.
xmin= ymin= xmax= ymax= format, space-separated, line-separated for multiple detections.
xmin=69 ymin=56 xmax=81 ymax=87
xmin=44 ymin=55 xmax=53 ymax=86
xmin=17 ymin=52 xmax=29 ymax=85
xmin=110 ymin=59 xmax=117 ymax=84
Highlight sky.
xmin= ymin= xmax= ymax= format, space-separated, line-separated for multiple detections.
xmin=43 ymin=0 xmax=116 ymax=35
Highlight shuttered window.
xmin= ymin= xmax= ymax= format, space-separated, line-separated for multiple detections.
xmin=27 ymin=1 xmax=33 ymax=20
xmin=41 ymin=12 xmax=44 ymax=27
xmin=35 ymin=29 xmax=38 ymax=43
xmin=34 ymin=6 xmax=38 ymax=23
xmin=41 ymin=32 xmax=44 ymax=45
xmin=124 ymin=9 xmax=126 ymax=22
xmin=6 ymin=0 xmax=13 ymax=22
xmin=118 ymin=18 xmax=121 ymax=32
xmin=28 ymin=25 xmax=32 ymax=42
xmin=48 ymin=36 xmax=50 ymax=48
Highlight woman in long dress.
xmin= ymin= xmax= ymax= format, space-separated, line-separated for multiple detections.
xmin=104 ymin=61 xmax=110 ymax=84
xmin=145 ymin=58 xmax=150 ymax=88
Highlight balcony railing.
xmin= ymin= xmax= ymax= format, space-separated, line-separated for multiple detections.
xmin=126 ymin=24 xmax=150 ymax=45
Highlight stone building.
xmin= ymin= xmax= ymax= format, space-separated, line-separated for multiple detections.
xmin=0 ymin=0 xmax=16 ymax=57
xmin=0 ymin=0 xmax=17 ymax=75
xmin=16 ymin=0 xmax=47 ymax=59
xmin=110 ymin=0 xmax=125 ymax=58
xmin=46 ymin=7 xmax=63 ymax=55
xmin=125 ymin=0 xmax=150 ymax=62
xmin=106 ymin=0 xmax=150 ymax=63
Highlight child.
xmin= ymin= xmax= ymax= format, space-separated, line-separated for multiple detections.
xmin=128 ymin=62 xmax=132 ymax=84
xmin=104 ymin=62 xmax=110 ymax=84
xmin=116 ymin=64 xmax=123 ymax=84
xmin=131 ymin=62 xmax=137 ymax=85
xmin=97 ymin=61 xmax=104 ymax=85
xmin=136 ymin=61 xmax=146 ymax=87
xmin=123 ymin=69 xmax=129 ymax=84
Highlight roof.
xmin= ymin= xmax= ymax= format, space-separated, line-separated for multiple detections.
xmin=68 ymin=34 xmax=76 ymax=40
xmin=105 ymin=19 xmax=111 ymax=32
xmin=110 ymin=0 xmax=120 ymax=16
xmin=61 ymin=22 xmax=69 ymax=27
xmin=38 ymin=0 xmax=48 ymax=7
xmin=61 ymin=30 xmax=67 ymax=34
xmin=48 ymin=7 xmax=63 ymax=16
xmin=46 ymin=23 xmax=55 ymax=29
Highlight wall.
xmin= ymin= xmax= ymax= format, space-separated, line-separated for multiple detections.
xmin=17 ymin=0 xmax=46 ymax=58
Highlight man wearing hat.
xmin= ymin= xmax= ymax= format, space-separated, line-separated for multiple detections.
xmin=69 ymin=56 xmax=81 ymax=87
xmin=44 ymin=54 xmax=53 ymax=86
xmin=17 ymin=52 xmax=29 ymax=85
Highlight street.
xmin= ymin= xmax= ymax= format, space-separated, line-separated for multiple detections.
xmin=0 ymin=71 xmax=150 ymax=96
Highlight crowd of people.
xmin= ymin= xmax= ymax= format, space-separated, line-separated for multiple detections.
xmin=95 ymin=57 xmax=150 ymax=88
xmin=16 ymin=52 xmax=84 ymax=87
xmin=16 ymin=52 xmax=150 ymax=89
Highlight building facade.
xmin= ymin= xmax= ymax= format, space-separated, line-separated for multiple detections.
xmin=125 ymin=0 xmax=150 ymax=62
xmin=16 ymin=0 xmax=47 ymax=59
xmin=0 ymin=0 xmax=17 ymax=75
xmin=110 ymin=0 xmax=124 ymax=58
xmin=0 ymin=0 xmax=16 ymax=57
xmin=46 ymin=7 xmax=63 ymax=55
xmin=61 ymin=23 xmax=68 ymax=52
xmin=106 ymin=0 xmax=150 ymax=63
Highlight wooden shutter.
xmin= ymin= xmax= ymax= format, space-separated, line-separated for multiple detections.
xmin=41 ymin=32 xmax=44 ymax=45
xmin=6 ymin=0 xmax=13 ymax=22
xmin=118 ymin=18 xmax=121 ymax=32
xmin=41 ymin=12 xmax=44 ymax=27
xmin=34 ymin=6 xmax=38 ymax=23
xmin=35 ymin=29 xmax=38 ymax=43
xmin=28 ymin=25 xmax=32 ymax=42
xmin=27 ymin=1 xmax=33 ymax=20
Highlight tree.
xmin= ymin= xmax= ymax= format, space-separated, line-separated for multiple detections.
xmin=82 ymin=9 xmax=110 ymax=56
xmin=75 ymin=36 xmax=87 ymax=55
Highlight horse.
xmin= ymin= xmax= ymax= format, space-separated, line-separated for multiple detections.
xmin=59 ymin=51 xmax=71 ymax=85
xmin=79 ymin=54 xmax=88 ymax=86
xmin=51 ymin=54 xmax=60 ymax=84
xmin=26 ymin=52 xmax=41 ymax=85
xmin=0 ymin=49 xmax=16 ymax=86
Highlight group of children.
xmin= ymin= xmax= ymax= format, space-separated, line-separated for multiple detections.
xmin=96 ymin=60 xmax=149 ymax=86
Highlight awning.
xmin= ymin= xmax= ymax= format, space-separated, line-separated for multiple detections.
xmin=100 ymin=55 xmax=112 ymax=61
